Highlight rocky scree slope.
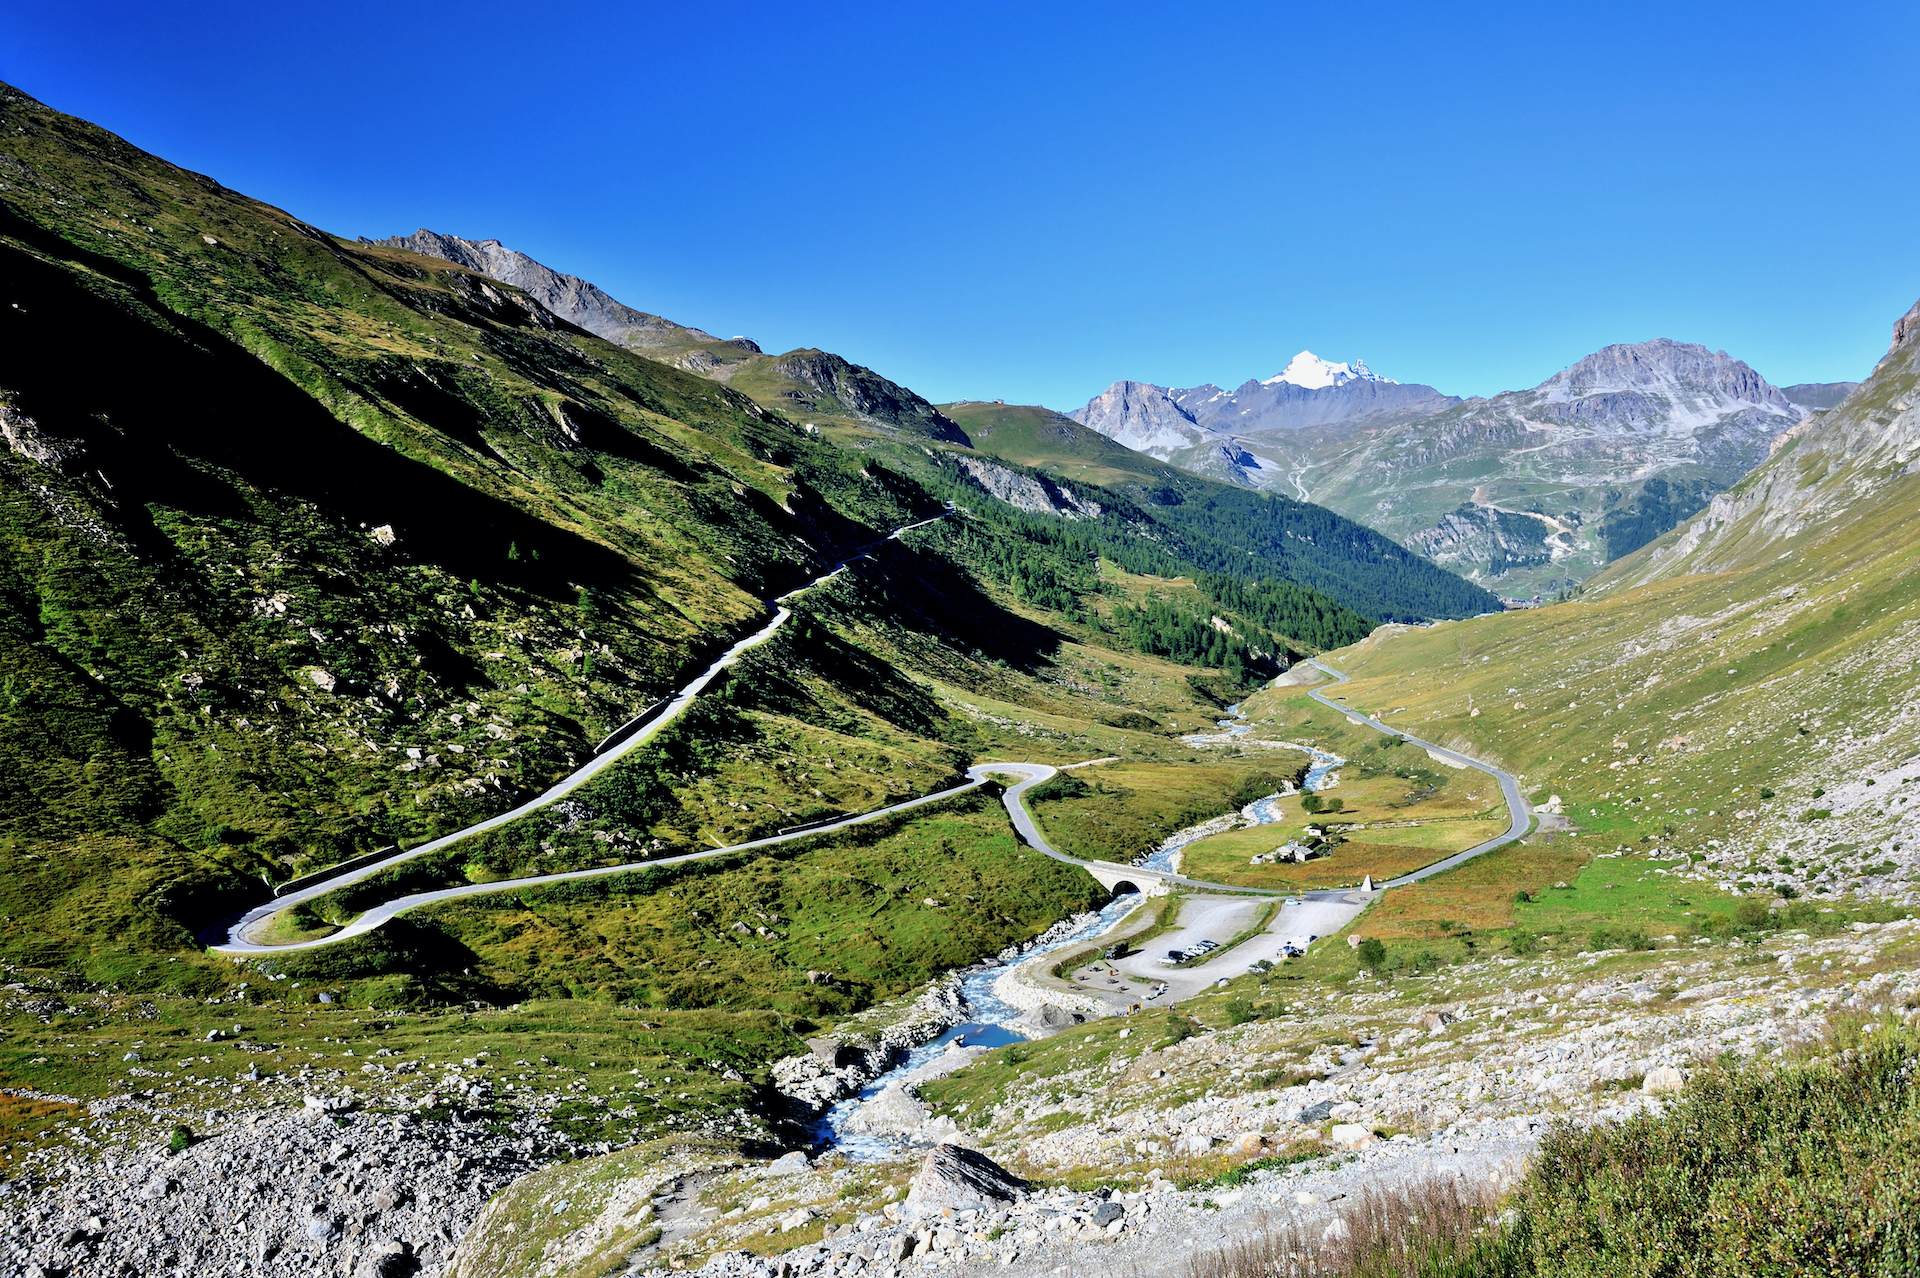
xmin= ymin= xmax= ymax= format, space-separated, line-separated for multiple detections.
xmin=427 ymin=909 xmax=1920 ymax=1278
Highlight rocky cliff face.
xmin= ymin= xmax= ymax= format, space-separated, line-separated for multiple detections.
xmin=768 ymin=350 xmax=969 ymax=443
xmin=1615 ymin=298 xmax=1920 ymax=584
xmin=1068 ymin=381 xmax=1216 ymax=457
xmin=1066 ymin=372 xmax=1454 ymax=479
xmin=1177 ymin=375 xmax=1458 ymax=436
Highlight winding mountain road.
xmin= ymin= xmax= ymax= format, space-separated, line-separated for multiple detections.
xmin=1302 ymin=658 xmax=1531 ymax=887
xmin=207 ymin=514 xmax=950 ymax=955
xmin=205 ymin=514 xmax=1269 ymax=959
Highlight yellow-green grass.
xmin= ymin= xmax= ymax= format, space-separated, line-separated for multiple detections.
xmin=1171 ymin=765 xmax=1508 ymax=889
xmin=407 ymin=794 xmax=1106 ymax=1018
xmin=1343 ymin=820 xmax=1511 ymax=850
xmin=253 ymin=904 xmax=341 ymax=945
xmin=1028 ymin=761 xmax=1293 ymax=863
xmin=1307 ymin=480 xmax=1920 ymax=864
xmin=0 ymin=987 xmax=802 ymax=1160
xmin=1183 ymin=838 xmax=1457 ymax=891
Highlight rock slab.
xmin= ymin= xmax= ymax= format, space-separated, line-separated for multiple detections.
xmin=903 ymin=1144 xmax=1027 ymax=1220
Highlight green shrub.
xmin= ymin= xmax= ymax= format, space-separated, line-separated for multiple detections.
xmin=1355 ymin=937 xmax=1387 ymax=973
xmin=1514 ymin=1026 xmax=1920 ymax=1273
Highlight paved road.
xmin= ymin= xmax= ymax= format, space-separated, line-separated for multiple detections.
xmin=207 ymin=510 xmax=1323 ymax=958
xmin=971 ymin=762 xmax=1279 ymax=896
xmin=1302 ymin=658 xmax=1531 ymax=887
xmin=212 ymin=779 xmax=989 ymax=955
xmin=1087 ymin=891 xmax=1369 ymax=1007
xmin=206 ymin=514 xmax=951 ymax=955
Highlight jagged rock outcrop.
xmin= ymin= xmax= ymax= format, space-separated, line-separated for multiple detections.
xmin=768 ymin=350 xmax=969 ymax=442
xmin=1070 ymin=381 xmax=1216 ymax=456
xmin=373 ymin=229 xmax=719 ymax=350
xmin=0 ymin=396 xmax=81 ymax=467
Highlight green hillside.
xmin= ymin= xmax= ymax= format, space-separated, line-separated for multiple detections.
xmin=1307 ymin=296 xmax=1920 ymax=927
xmin=0 ymin=78 xmax=1497 ymax=998
xmin=940 ymin=401 xmax=1504 ymax=625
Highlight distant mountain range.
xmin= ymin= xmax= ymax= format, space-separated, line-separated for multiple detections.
xmin=1068 ymin=345 xmax=1859 ymax=597
xmin=1067 ymin=354 xmax=1457 ymax=486
xmin=385 ymin=229 xmax=1868 ymax=602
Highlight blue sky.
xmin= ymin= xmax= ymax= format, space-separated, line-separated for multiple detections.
xmin=7 ymin=1 xmax=1918 ymax=407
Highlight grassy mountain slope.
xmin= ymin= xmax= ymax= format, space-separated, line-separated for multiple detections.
xmin=383 ymin=233 xmax=1501 ymax=628
xmin=1306 ymin=296 xmax=1920 ymax=932
xmin=937 ymin=400 xmax=1503 ymax=626
xmin=0 ymin=84 xmax=976 ymax=977
xmin=0 ymin=79 xmax=1472 ymax=1000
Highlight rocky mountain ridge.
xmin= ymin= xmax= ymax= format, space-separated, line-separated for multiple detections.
xmin=1063 ymin=337 xmax=1840 ymax=597
xmin=1251 ymin=340 xmax=1807 ymax=596
xmin=371 ymin=229 xmax=725 ymax=351
xmin=1067 ymin=365 xmax=1457 ymax=488
xmin=1610 ymin=300 xmax=1919 ymax=587
xmin=380 ymin=229 xmax=966 ymax=443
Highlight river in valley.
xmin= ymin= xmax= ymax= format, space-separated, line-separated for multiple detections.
xmin=820 ymin=702 xmax=1346 ymax=1158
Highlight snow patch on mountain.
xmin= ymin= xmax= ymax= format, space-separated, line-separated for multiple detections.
xmin=1262 ymin=351 xmax=1396 ymax=390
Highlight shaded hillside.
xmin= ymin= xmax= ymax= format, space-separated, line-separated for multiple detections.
xmin=0 ymin=81 xmax=1491 ymax=983
xmin=383 ymin=235 xmax=1497 ymax=625
xmin=384 ymin=229 xmax=968 ymax=443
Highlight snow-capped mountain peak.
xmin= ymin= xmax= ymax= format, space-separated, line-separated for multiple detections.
xmin=1260 ymin=350 xmax=1397 ymax=390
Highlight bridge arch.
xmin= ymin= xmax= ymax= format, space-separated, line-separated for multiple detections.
xmin=1080 ymin=861 xmax=1171 ymax=897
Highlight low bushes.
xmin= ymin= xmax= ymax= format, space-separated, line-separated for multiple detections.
xmin=1187 ymin=1024 xmax=1920 ymax=1277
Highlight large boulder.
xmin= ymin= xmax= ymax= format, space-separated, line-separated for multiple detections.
xmin=759 ymin=1150 xmax=812 ymax=1176
xmin=1642 ymin=1065 xmax=1686 ymax=1094
xmin=1012 ymin=1004 xmax=1083 ymax=1037
xmin=902 ymin=1144 xmax=1027 ymax=1220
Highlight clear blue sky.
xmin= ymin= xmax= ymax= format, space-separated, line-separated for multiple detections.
xmin=7 ymin=1 xmax=1918 ymax=407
